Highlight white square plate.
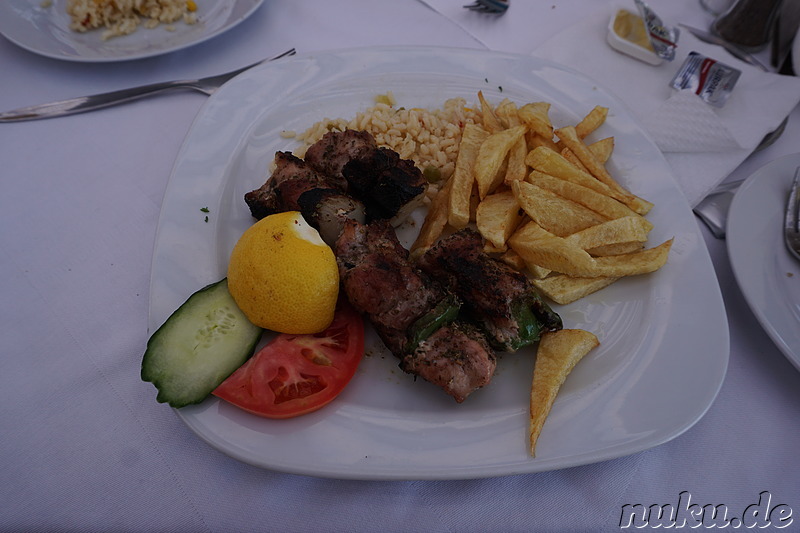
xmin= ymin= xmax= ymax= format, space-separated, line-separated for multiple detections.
xmin=148 ymin=46 xmax=729 ymax=480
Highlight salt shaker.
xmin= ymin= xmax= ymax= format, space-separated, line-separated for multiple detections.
xmin=711 ymin=0 xmax=784 ymax=52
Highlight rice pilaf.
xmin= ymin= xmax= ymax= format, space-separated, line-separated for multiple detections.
xmin=67 ymin=0 xmax=198 ymax=40
xmin=291 ymin=94 xmax=482 ymax=185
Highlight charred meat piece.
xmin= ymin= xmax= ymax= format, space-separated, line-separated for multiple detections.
xmin=244 ymin=152 xmax=340 ymax=220
xmin=304 ymin=129 xmax=377 ymax=186
xmin=335 ymin=219 xmax=447 ymax=355
xmin=305 ymin=129 xmax=427 ymax=223
xmin=418 ymin=229 xmax=562 ymax=352
xmin=400 ymin=322 xmax=496 ymax=403
xmin=246 ymin=130 xmax=426 ymax=245
xmin=343 ymin=146 xmax=427 ymax=223
xmin=297 ymin=188 xmax=365 ymax=247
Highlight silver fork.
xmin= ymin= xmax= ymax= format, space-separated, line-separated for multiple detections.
xmin=784 ymin=166 xmax=800 ymax=262
xmin=463 ymin=0 xmax=509 ymax=14
xmin=0 ymin=48 xmax=296 ymax=122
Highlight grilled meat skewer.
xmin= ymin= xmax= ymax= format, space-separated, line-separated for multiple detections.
xmin=335 ymin=219 xmax=446 ymax=355
xmin=244 ymin=131 xmax=539 ymax=402
xmin=418 ymin=229 xmax=563 ymax=352
xmin=335 ymin=219 xmax=496 ymax=402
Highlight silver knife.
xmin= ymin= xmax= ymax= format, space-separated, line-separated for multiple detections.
xmin=0 ymin=48 xmax=295 ymax=123
xmin=678 ymin=24 xmax=771 ymax=72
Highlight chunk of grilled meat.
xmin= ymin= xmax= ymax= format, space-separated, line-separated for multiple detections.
xmin=418 ymin=229 xmax=563 ymax=352
xmin=244 ymin=151 xmax=343 ymax=220
xmin=335 ymin=219 xmax=495 ymax=402
xmin=342 ymin=146 xmax=428 ymax=223
xmin=335 ymin=218 xmax=446 ymax=355
xmin=306 ymin=129 xmax=427 ymax=223
xmin=304 ymin=129 xmax=377 ymax=186
xmin=400 ymin=322 xmax=496 ymax=404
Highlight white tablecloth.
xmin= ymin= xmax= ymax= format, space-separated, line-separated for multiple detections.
xmin=2 ymin=1 xmax=799 ymax=531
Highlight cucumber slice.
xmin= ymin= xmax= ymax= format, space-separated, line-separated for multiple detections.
xmin=141 ymin=278 xmax=263 ymax=408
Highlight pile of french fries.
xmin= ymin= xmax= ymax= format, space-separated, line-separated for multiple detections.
xmin=410 ymin=91 xmax=672 ymax=456
xmin=412 ymin=91 xmax=671 ymax=303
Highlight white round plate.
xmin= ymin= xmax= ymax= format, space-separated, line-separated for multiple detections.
xmin=0 ymin=0 xmax=263 ymax=62
xmin=727 ymin=153 xmax=800 ymax=371
xmin=148 ymin=46 xmax=729 ymax=480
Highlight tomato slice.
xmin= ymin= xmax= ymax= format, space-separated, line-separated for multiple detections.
xmin=212 ymin=299 xmax=365 ymax=419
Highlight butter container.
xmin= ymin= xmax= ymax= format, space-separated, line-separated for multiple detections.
xmin=607 ymin=8 xmax=663 ymax=65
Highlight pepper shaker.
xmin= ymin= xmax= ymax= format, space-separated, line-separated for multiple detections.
xmin=711 ymin=0 xmax=784 ymax=52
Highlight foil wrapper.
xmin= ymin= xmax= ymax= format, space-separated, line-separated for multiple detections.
xmin=670 ymin=51 xmax=741 ymax=108
xmin=633 ymin=0 xmax=679 ymax=61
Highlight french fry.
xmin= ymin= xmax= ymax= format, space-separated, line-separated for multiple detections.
xmin=496 ymin=100 xmax=520 ymax=127
xmin=476 ymin=189 xmax=525 ymax=249
xmin=448 ymin=123 xmax=489 ymax=229
xmin=512 ymin=180 xmax=605 ymax=237
xmin=554 ymin=126 xmax=653 ymax=215
xmin=527 ymin=172 xmax=649 ymax=225
xmin=560 ymin=147 xmax=589 ymax=172
xmin=519 ymin=102 xmax=554 ymax=140
xmin=498 ymin=248 xmax=527 ymax=270
xmin=526 ymin=131 xmax=560 ymax=153
xmin=585 ymin=242 xmax=645 ymax=256
xmin=532 ymin=275 xmax=618 ymax=305
xmin=529 ymin=329 xmax=599 ymax=456
xmin=493 ymin=100 xmax=529 ymax=184
xmin=484 ymin=241 xmax=508 ymax=254
xmin=478 ymin=90 xmax=504 ymax=133
xmin=564 ymin=216 xmax=651 ymax=251
xmin=575 ymin=105 xmax=608 ymax=139
xmin=411 ymin=178 xmax=452 ymax=258
xmin=508 ymin=221 xmax=672 ymax=278
xmin=505 ymin=137 xmax=528 ymax=185
xmin=525 ymin=146 xmax=631 ymax=205
xmin=589 ymin=137 xmax=615 ymax=164
xmin=475 ymin=125 xmax=527 ymax=199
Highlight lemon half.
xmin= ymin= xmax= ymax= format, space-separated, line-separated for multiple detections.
xmin=227 ymin=211 xmax=339 ymax=334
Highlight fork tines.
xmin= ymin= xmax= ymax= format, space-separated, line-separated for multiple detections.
xmin=784 ymin=167 xmax=800 ymax=261
xmin=463 ymin=0 xmax=509 ymax=14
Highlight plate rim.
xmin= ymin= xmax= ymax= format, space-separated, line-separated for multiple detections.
xmin=149 ymin=45 xmax=730 ymax=479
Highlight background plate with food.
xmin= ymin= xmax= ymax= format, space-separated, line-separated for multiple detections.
xmin=0 ymin=0 xmax=263 ymax=62
xmin=727 ymin=153 xmax=800 ymax=372
xmin=148 ymin=46 xmax=729 ymax=480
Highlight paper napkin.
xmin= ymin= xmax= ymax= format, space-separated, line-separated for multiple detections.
xmin=532 ymin=9 xmax=800 ymax=206
xmin=641 ymin=89 xmax=741 ymax=153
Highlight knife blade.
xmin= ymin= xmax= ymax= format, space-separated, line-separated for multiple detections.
xmin=678 ymin=24 xmax=772 ymax=72
xmin=0 ymin=48 xmax=296 ymax=123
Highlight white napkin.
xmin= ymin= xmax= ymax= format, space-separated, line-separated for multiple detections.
xmin=532 ymin=9 xmax=800 ymax=206
xmin=641 ymin=89 xmax=741 ymax=152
